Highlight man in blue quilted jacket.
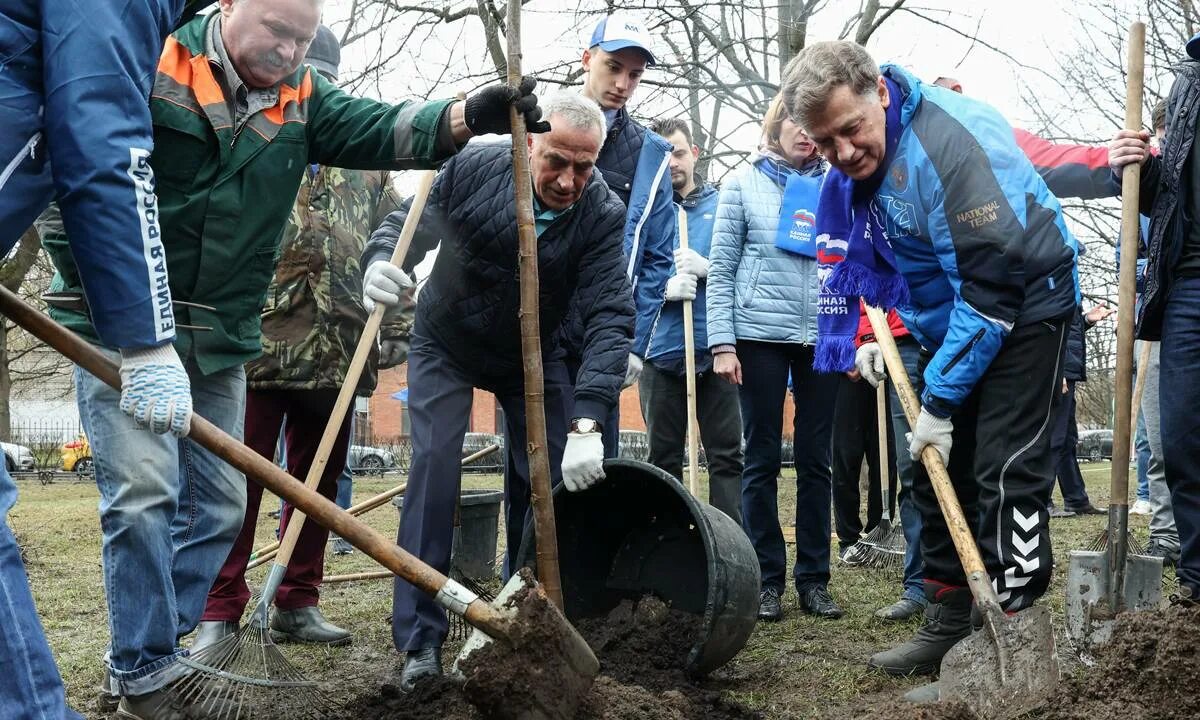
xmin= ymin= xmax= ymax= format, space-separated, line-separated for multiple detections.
xmin=361 ymin=93 xmax=634 ymax=692
xmin=784 ymin=42 xmax=1078 ymax=700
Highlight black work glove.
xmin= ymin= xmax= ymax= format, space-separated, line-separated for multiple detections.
xmin=464 ymin=76 xmax=552 ymax=136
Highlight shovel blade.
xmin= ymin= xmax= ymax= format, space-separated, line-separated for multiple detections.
xmin=453 ymin=570 xmax=599 ymax=720
xmin=1065 ymin=549 xmax=1163 ymax=649
xmin=939 ymin=606 xmax=1059 ymax=720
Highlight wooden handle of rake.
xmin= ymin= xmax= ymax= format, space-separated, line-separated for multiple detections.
xmin=864 ymin=305 xmax=1002 ymax=611
xmin=0 ymin=285 xmax=512 ymax=639
xmin=1129 ymin=341 xmax=1152 ymax=448
xmin=679 ymin=206 xmax=700 ymax=497
xmin=507 ymin=0 xmax=563 ymax=611
xmin=268 ymin=169 xmax=436 ymax=579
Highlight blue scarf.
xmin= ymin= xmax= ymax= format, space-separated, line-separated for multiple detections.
xmin=813 ymin=77 xmax=909 ymax=373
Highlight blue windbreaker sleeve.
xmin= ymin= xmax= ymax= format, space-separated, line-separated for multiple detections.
xmin=625 ymin=136 xmax=676 ymax=357
xmin=705 ymin=176 xmax=746 ymax=349
xmin=39 ymin=0 xmax=187 ymax=348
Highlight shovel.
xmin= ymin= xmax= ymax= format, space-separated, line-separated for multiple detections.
xmin=865 ymin=305 xmax=1058 ymax=720
xmin=1065 ymin=19 xmax=1163 ymax=652
xmin=0 ymin=285 xmax=599 ymax=719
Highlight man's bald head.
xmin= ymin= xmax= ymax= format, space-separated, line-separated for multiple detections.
xmin=933 ymin=76 xmax=964 ymax=94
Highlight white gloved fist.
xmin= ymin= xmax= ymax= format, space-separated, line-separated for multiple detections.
xmin=119 ymin=344 xmax=192 ymax=438
xmin=363 ymin=260 xmax=414 ymax=313
xmin=907 ymin=408 xmax=953 ymax=466
xmin=562 ymin=431 xmax=605 ymax=491
xmin=664 ymin=274 xmax=698 ymax=302
xmin=622 ymin=353 xmax=643 ymax=389
xmin=854 ymin=343 xmax=886 ymax=387
xmin=673 ymin=248 xmax=709 ymax=279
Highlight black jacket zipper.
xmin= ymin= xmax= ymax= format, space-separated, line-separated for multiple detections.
xmin=941 ymin=328 xmax=985 ymax=375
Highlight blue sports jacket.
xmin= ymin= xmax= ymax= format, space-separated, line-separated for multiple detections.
xmin=0 ymin=1 xmax=210 ymax=349
xmin=875 ymin=65 xmax=1079 ymax=416
xmin=644 ymin=184 xmax=720 ymax=368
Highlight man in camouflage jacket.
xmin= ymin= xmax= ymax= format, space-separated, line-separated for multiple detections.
xmin=199 ymin=27 xmax=415 ymax=648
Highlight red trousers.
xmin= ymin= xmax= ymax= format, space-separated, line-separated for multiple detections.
xmin=202 ymin=389 xmax=350 ymax=620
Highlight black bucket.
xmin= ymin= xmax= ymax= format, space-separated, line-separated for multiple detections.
xmin=515 ymin=459 xmax=760 ymax=675
xmin=393 ymin=489 xmax=503 ymax=583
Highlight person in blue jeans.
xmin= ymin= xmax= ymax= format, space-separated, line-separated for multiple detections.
xmin=707 ymin=95 xmax=842 ymax=621
xmin=1110 ymin=33 xmax=1200 ymax=606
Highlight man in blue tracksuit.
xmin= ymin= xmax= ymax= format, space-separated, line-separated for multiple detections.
xmin=0 ymin=1 xmax=210 ymax=716
xmin=639 ymin=117 xmax=743 ymax=522
xmin=784 ymin=44 xmax=1078 ymax=699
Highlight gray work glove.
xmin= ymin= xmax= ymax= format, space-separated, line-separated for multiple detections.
xmin=664 ymin=274 xmax=697 ymax=302
xmin=622 ymin=353 xmax=644 ymax=389
xmin=854 ymin=343 xmax=886 ymax=387
xmin=363 ymin=260 xmax=414 ymax=313
xmin=907 ymin=408 xmax=953 ymax=466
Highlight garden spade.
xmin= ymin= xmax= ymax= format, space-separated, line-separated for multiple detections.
xmin=1065 ymin=19 xmax=1163 ymax=652
xmin=865 ymin=306 xmax=1058 ymax=720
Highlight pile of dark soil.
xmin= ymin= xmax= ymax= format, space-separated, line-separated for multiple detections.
xmin=338 ymin=591 xmax=759 ymax=720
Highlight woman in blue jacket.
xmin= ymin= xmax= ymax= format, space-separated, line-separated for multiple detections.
xmin=707 ymin=96 xmax=841 ymax=621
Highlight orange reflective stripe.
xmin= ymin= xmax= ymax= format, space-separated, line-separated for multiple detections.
xmin=261 ymin=70 xmax=313 ymax=126
xmin=157 ymin=36 xmax=225 ymax=109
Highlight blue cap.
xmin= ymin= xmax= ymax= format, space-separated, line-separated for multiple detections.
xmin=589 ymin=14 xmax=656 ymax=66
xmin=1188 ymin=31 xmax=1200 ymax=60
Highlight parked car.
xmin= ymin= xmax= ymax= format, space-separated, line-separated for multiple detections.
xmin=2 ymin=441 xmax=35 ymax=472
xmin=349 ymin=444 xmax=396 ymax=475
xmin=462 ymin=432 xmax=504 ymax=473
xmin=60 ymin=435 xmax=93 ymax=474
xmin=1076 ymin=429 xmax=1113 ymax=462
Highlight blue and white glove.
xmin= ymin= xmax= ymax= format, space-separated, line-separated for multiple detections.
xmin=907 ymin=407 xmax=953 ymax=466
xmin=119 ymin=344 xmax=192 ymax=437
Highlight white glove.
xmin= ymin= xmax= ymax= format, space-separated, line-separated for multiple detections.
xmin=119 ymin=344 xmax=192 ymax=438
xmin=622 ymin=353 xmax=643 ymax=389
xmin=907 ymin=408 xmax=953 ymax=466
xmin=562 ymin=431 xmax=605 ymax=491
xmin=854 ymin=343 xmax=886 ymax=387
xmin=673 ymin=248 xmax=709 ymax=279
xmin=379 ymin=338 xmax=409 ymax=368
xmin=664 ymin=274 xmax=698 ymax=302
xmin=363 ymin=260 xmax=414 ymax=313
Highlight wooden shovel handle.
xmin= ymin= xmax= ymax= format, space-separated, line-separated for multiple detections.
xmin=0 ymin=285 xmax=510 ymax=639
xmin=271 ymin=170 xmax=436 ymax=572
xmin=679 ymin=206 xmax=700 ymax=497
xmin=864 ymin=305 xmax=1001 ymax=609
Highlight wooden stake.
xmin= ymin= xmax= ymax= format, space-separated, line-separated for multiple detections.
xmin=679 ymin=207 xmax=700 ymax=497
xmin=506 ymin=1 xmax=563 ymax=610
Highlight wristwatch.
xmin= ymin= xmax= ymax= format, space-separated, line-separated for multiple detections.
xmin=570 ymin=418 xmax=601 ymax=434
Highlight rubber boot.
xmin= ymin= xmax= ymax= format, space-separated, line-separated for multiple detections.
xmin=867 ymin=583 xmax=972 ymax=676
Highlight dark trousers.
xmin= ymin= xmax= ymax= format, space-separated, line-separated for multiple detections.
xmin=392 ymin=331 xmax=570 ymax=652
xmin=737 ymin=341 xmax=837 ymax=592
xmin=1050 ymin=380 xmax=1091 ymax=509
xmin=638 ymin=360 xmax=744 ymax=523
xmin=203 ymin=389 xmax=351 ymax=620
xmin=1159 ymin=277 xmax=1200 ymax=595
xmin=913 ymin=318 xmax=1067 ymax=612
xmin=831 ymin=375 xmax=896 ymax=549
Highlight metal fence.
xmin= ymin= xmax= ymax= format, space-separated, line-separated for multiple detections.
xmin=5 ymin=418 xmax=86 ymax=483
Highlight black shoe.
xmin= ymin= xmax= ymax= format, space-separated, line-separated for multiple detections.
xmin=399 ymin=647 xmax=443 ymax=692
xmin=330 ymin=537 xmax=355 ymax=555
xmin=798 ymin=585 xmax=844 ymax=619
xmin=270 ymin=606 xmax=353 ymax=646
xmin=868 ymin=585 xmax=972 ymax=676
xmin=757 ymin=587 xmax=783 ymax=622
xmin=1066 ymin=502 xmax=1106 ymax=516
xmin=1047 ymin=504 xmax=1076 ymax=518
xmin=1145 ymin=538 xmax=1181 ymax=568
xmin=874 ymin=597 xmax=925 ymax=622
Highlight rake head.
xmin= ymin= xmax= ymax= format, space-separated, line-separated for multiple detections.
xmin=169 ymin=624 xmax=331 ymax=719
xmin=850 ymin=521 xmax=908 ymax=571
xmin=1086 ymin=528 xmax=1146 ymax=554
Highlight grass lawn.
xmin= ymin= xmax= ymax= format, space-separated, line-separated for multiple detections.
xmin=8 ymin=460 xmax=1170 ymax=718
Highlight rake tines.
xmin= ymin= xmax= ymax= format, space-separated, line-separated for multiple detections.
xmin=853 ymin=519 xmax=908 ymax=570
xmin=1087 ymin=528 xmax=1146 ymax=554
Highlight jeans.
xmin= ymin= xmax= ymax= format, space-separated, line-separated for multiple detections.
xmin=886 ymin=337 xmax=927 ymax=605
xmin=638 ymin=360 xmax=743 ymax=523
xmin=1158 ymin=278 xmax=1200 ymax=594
xmin=1138 ymin=342 xmax=1178 ymax=547
xmin=831 ymin=375 xmax=895 ymax=549
xmin=1050 ymin=381 xmax=1091 ymax=509
xmin=1136 ymin=412 xmax=1151 ymax=502
xmin=736 ymin=341 xmax=836 ymax=593
xmin=76 ymin=352 xmax=247 ymax=696
xmin=336 ymin=416 xmax=355 ymax=510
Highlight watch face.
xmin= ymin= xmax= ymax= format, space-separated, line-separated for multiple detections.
xmin=573 ymin=418 xmax=598 ymax=434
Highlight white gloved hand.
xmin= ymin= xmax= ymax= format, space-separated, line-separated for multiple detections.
xmin=664 ymin=273 xmax=698 ymax=302
xmin=622 ymin=353 xmax=644 ymax=389
xmin=562 ymin=431 xmax=605 ymax=491
xmin=673 ymin=248 xmax=709 ymax=279
xmin=363 ymin=260 xmax=414 ymax=313
xmin=119 ymin=344 xmax=193 ymax=438
xmin=854 ymin=343 xmax=886 ymax=387
xmin=379 ymin=338 xmax=410 ymax=368
xmin=907 ymin=408 xmax=953 ymax=466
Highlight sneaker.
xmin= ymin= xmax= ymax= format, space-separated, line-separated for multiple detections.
xmin=757 ymin=587 xmax=783 ymax=622
xmin=797 ymin=585 xmax=844 ymax=619
xmin=839 ymin=544 xmax=869 ymax=566
xmin=330 ymin=537 xmax=355 ymax=555
xmin=1144 ymin=538 xmax=1181 ymax=568
xmin=1130 ymin=499 xmax=1153 ymax=516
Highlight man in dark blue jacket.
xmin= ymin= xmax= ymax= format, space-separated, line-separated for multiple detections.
xmin=786 ymin=42 xmax=1079 ymax=696
xmin=0 ymin=1 xmax=211 ymax=716
xmin=639 ymin=117 xmax=743 ymax=522
xmin=1110 ymin=31 xmax=1200 ymax=608
xmin=361 ymin=93 xmax=634 ymax=692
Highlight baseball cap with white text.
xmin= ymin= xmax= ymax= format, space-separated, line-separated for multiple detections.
xmin=589 ymin=14 xmax=657 ymax=66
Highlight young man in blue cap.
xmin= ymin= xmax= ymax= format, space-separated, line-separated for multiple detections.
xmin=1110 ymin=31 xmax=1200 ymax=608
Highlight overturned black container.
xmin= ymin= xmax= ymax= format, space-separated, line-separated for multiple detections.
xmin=516 ymin=459 xmax=760 ymax=675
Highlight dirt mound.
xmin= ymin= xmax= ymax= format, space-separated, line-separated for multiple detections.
xmin=338 ymin=593 xmax=759 ymax=720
